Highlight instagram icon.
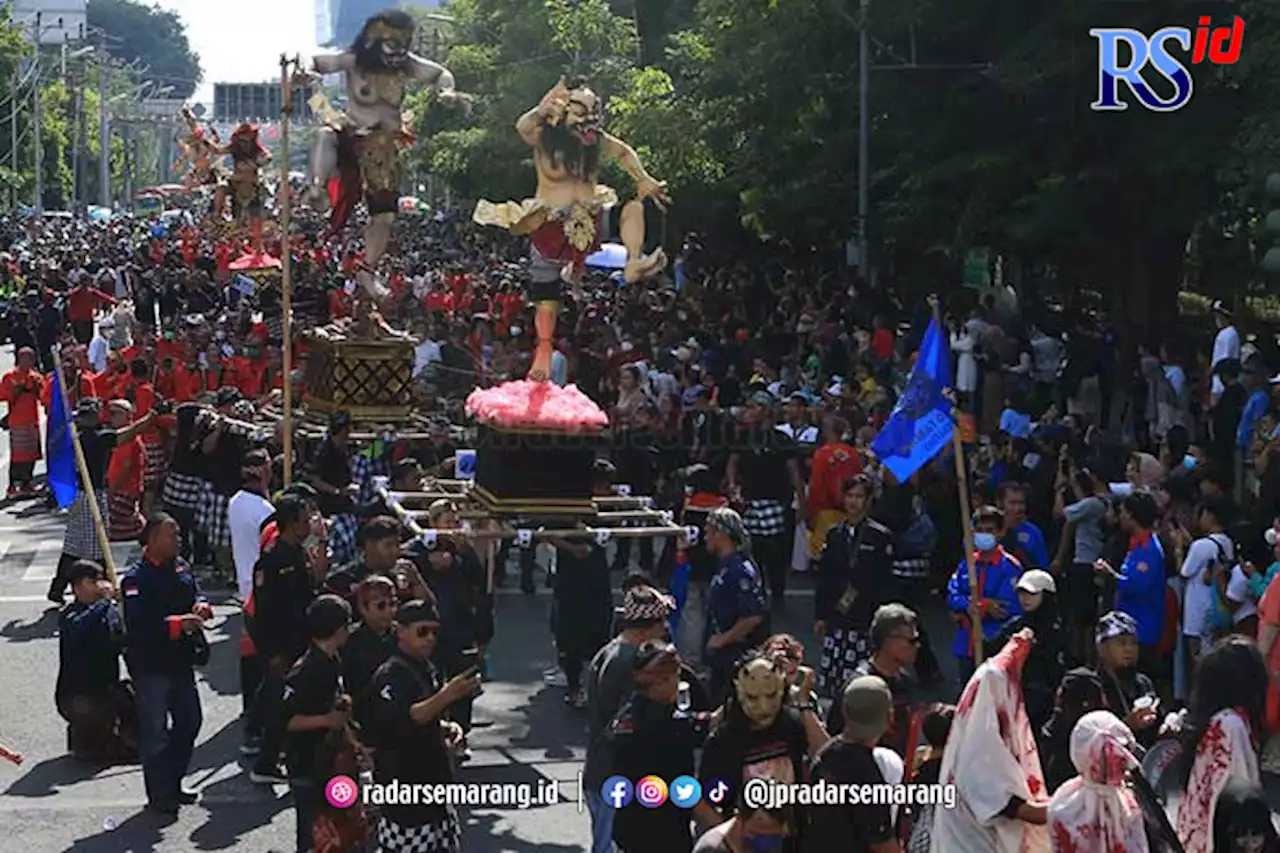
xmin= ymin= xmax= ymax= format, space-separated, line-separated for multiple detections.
xmin=635 ymin=776 xmax=668 ymax=808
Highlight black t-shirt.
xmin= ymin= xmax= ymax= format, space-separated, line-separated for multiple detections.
xmin=342 ymin=622 xmax=395 ymax=727
xmin=367 ymin=652 xmax=454 ymax=826
xmin=310 ymin=438 xmax=352 ymax=515
xmin=825 ymin=659 xmax=916 ymax=758
xmin=282 ymin=644 xmax=344 ymax=780
xmin=206 ymin=430 xmax=248 ymax=495
xmin=699 ymin=708 xmax=808 ymax=815
xmin=733 ymin=426 xmax=797 ymax=502
xmin=609 ymin=695 xmax=698 ymax=853
xmin=807 ymin=739 xmax=895 ymax=851
xmin=81 ymin=427 xmax=119 ymax=489
xmin=168 ymin=403 xmax=206 ymax=476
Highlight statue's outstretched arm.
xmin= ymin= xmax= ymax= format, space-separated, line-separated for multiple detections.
xmin=312 ymin=52 xmax=353 ymax=76
xmin=407 ymin=52 xmax=454 ymax=92
xmin=601 ymin=132 xmax=655 ymax=185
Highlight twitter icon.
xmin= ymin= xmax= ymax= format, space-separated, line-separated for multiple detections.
xmin=669 ymin=776 xmax=702 ymax=809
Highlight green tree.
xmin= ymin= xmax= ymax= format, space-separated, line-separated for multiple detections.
xmin=87 ymin=0 xmax=201 ymax=99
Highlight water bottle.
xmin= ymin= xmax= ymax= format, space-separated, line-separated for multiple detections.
xmin=675 ymin=680 xmax=691 ymax=719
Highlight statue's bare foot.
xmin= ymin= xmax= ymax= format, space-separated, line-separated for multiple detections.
xmin=624 ymin=248 xmax=668 ymax=283
xmin=527 ymin=343 xmax=554 ymax=382
xmin=305 ymin=184 xmax=331 ymax=214
xmin=357 ymin=268 xmax=390 ymax=302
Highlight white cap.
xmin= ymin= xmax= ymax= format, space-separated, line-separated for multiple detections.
xmin=1015 ymin=569 xmax=1057 ymax=595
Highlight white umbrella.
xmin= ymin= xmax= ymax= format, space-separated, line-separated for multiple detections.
xmin=585 ymin=242 xmax=626 ymax=270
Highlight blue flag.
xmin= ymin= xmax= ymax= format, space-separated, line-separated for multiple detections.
xmin=45 ymin=370 xmax=79 ymax=509
xmin=870 ymin=317 xmax=955 ymax=482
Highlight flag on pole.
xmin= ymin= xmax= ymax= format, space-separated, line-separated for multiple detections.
xmin=45 ymin=370 xmax=79 ymax=509
xmin=870 ymin=317 xmax=955 ymax=482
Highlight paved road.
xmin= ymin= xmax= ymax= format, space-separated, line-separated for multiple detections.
xmin=0 ymin=338 xmax=841 ymax=851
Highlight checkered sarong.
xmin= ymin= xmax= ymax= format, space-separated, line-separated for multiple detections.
xmin=196 ymin=482 xmax=232 ymax=549
xmin=8 ymin=423 xmax=41 ymax=463
xmin=142 ymin=441 xmax=167 ymax=492
xmin=376 ymin=808 xmax=461 ymax=853
xmin=743 ymin=498 xmax=788 ymax=538
xmin=63 ymin=490 xmax=110 ymax=560
xmin=107 ymin=490 xmax=146 ymax=542
xmin=161 ymin=471 xmax=205 ymax=511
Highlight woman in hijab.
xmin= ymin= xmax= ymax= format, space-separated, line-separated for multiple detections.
xmin=991 ymin=569 xmax=1069 ymax=733
xmin=1047 ymin=710 xmax=1149 ymax=852
xmin=1128 ymin=452 xmax=1165 ymax=490
xmin=1041 ymin=668 xmax=1107 ymax=793
xmin=931 ymin=628 xmax=1050 ymax=853
xmin=1172 ymin=636 xmax=1267 ymax=853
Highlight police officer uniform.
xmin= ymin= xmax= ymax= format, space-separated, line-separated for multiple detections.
xmin=814 ymin=516 xmax=895 ymax=697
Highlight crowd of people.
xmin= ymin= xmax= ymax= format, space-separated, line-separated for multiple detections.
xmin=5 ymin=202 xmax=1280 ymax=853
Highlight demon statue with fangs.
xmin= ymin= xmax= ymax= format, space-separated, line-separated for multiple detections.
xmin=473 ymin=76 xmax=671 ymax=382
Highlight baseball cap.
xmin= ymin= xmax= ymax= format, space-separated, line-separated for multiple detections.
xmin=841 ymin=675 xmax=893 ymax=743
xmin=396 ymin=598 xmax=442 ymax=626
xmin=1015 ymin=569 xmax=1057 ymax=595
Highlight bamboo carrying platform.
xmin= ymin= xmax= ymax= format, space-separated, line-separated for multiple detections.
xmin=303 ymin=336 xmax=417 ymax=421
xmin=375 ymin=480 xmax=692 ymax=542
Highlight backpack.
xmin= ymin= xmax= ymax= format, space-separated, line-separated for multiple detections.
xmin=1205 ymin=534 xmax=1240 ymax=633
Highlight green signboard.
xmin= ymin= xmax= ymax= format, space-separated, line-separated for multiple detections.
xmin=963 ymin=247 xmax=990 ymax=289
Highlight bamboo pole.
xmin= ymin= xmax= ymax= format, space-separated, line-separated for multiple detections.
xmin=279 ymin=54 xmax=296 ymax=486
xmin=52 ymin=353 xmax=121 ymax=617
xmin=930 ymin=296 xmax=982 ymax=664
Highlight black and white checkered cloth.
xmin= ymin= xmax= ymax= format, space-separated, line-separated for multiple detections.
xmin=376 ymin=809 xmax=461 ymax=853
xmin=196 ymin=482 xmax=233 ymax=550
xmin=142 ymin=441 xmax=167 ymax=491
xmin=329 ymin=513 xmax=359 ymax=566
xmin=743 ymin=498 xmax=788 ymax=538
xmin=161 ymin=472 xmax=205 ymax=511
xmin=63 ymin=491 xmax=110 ymax=560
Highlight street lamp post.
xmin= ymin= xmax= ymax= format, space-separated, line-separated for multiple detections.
xmin=33 ymin=12 xmax=43 ymax=213
xmin=857 ymin=0 xmax=869 ymax=280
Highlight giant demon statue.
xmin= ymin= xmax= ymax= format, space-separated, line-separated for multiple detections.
xmin=473 ymin=77 xmax=670 ymax=381
xmin=174 ymin=107 xmax=223 ymax=192
xmin=301 ymin=9 xmax=469 ymax=300
xmin=213 ymin=122 xmax=271 ymax=241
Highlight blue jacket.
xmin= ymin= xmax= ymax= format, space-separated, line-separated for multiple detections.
xmin=57 ymin=599 xmax=123 ymax=696
xmin=704 ymin=551 xmax=768 ymax=668
xmin=1003 ymin=521 xmax=1050 ymax=570
xmin=121 ymin=554 xmax=207 ymax=677
xmin=948 ymin=547 xmax=1023 ymax=659
xmin=1114 ymin=531 xmax=1166 ymax=645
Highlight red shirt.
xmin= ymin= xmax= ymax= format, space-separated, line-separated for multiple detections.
xmin=156 ymin=338 xmax=183 ymax=362
xmin=93 ymin=370 xmax=127 ymax=402
xmin=67 ymin=286 xmax=115 ymax=323
xmin=871 ymin=328 xmax=895 ymax=360
xmin=108 ymin=436 xmax=145 ymax=496
xmin=329 ymin=290 xmax=352 ymax=320
xmin=425 ymin=290 xmax=454 ymax=313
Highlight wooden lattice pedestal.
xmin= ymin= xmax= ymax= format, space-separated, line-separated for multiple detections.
xmin=304 ymin=337 xmax=416 ymax=420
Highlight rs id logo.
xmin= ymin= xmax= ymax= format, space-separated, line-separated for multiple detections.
xmin=1090 ymin=16 xmax=1244 ymax=113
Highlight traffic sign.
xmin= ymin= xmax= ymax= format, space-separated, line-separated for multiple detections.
xmin=191 ymin=103 xmax=206 ymax=118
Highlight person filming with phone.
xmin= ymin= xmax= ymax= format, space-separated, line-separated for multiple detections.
xmin=366 ymin=599 xmax=483 ymax=852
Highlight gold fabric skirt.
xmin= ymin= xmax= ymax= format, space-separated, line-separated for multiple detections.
xmin=472 ymin=185 xmax=619 ymax=239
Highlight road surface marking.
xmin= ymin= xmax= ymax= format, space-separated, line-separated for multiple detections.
xmin=20 ymin=539 xmax=63 ymax=582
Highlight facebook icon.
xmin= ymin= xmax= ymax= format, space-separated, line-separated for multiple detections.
xmin=602 ymin=776 xmax=634 ymax=808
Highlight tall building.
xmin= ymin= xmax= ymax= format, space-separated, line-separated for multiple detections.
xmin=10 ymin=0 xmax=87 ymax=45
xmin=318 ymin=0 xmax=444 ymax=48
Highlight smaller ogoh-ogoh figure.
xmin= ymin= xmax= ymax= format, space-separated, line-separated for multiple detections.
xmin=302 ymin=9 xmax=469 ymax=301
xmin=174 ymin=107 xmax=223 ymax=192
xmin=213 ymin=122 xmax=271 ymax=242
xmin=474 ymin=77 xmax=671 ymax=382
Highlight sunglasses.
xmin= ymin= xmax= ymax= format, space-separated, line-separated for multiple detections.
xmin=368 ymin=600 xmax=394 ymax=611
xmin=892 ymin=633 xmax=922 ymax=645
xmin=413 ymin=625 xmax=440 ymax=639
